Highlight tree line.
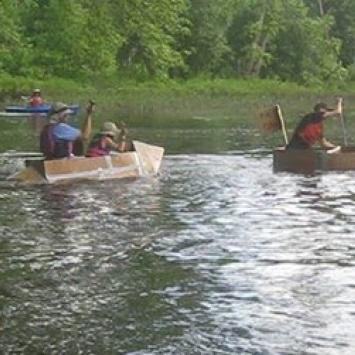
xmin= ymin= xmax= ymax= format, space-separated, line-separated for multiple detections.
xmin=1 ymin=0 xmax=354 ymax=85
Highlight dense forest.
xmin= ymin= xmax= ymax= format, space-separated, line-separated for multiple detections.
xmin=1 ymin=0 xmax=355 ymax=85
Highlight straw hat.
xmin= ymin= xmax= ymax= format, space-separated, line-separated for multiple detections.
xmin=100 ymin=122 xmax=120 ymax=137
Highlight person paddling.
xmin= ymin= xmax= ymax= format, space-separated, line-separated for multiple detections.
xmin=40 ymin=101 xmax=94 ymax=159
xmin=86 ymin=121 xmax=131 ymax=157
xmin=287 ymin=98 xmax=343 ymax=149
xmin=29 ymin=89 xmax=44 ymax=107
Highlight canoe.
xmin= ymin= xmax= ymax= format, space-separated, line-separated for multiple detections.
xmin=5 ymin=104 xmax=80 ymax=115
xmin=0 ymin=112 xmax=48 ymax=118
xmin=273 ymin=146 xmax=355 ymax=174
xmin=8 ymin=141 xmax=164 ymax=184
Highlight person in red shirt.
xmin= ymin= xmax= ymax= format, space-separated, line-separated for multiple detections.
xmin=29 ymin=89 xmax=44 ymax=107
xmin=287 ymin=98 xmax=343 ymax=149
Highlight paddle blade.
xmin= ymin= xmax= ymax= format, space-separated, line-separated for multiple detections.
xmin=257 ymin=105 xmax=282 ymax=133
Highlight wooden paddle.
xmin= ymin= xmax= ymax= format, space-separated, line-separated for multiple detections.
xmin=340 ymin=110 xmax=348 ymax=146
xmin=275 ymin=104 xmax=289 ymax=146
xmin=81 ymin=100 xmax=95 ymax=142
xmin=257 ymin=104 xmax=288 ymax=146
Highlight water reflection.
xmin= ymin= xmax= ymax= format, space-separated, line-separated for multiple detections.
xmin=1 ymin=151 xmax=355 ymax=353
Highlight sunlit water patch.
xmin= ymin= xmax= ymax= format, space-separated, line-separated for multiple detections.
xmin=1 ymin=153 xmax=355 ymax=354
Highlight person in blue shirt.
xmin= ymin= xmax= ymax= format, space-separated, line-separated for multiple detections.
xmin=40 ymin=101 xmax=94 ymax=159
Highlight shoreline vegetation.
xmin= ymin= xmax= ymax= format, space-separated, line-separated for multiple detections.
xmin=2 ymin=1 xmax=355 ymax=130
xmin=0 ymin=75 xmax=354 ymax=152
xmin=1 ymin=75 xmax=355 ymax=129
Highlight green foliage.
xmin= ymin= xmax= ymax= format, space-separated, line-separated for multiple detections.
xmin=227 ymin=0 xmax=347 ymax=84
xmin=19 ymin=0 xmax=121 ymax=79
xmin=0 ymin=0 xmax=355 ymax=85
xmin=304 ymin=0 xmax=355 ymax=67
xmin=184 ymin=0 xmax=235 ymax=76
xmin=0 ymin=0 xmax=33 ymax=76
xmin=113 ymin=0 xmax=189 ymax=79
xmin=270 ymin=1 xmax=346 ymax=85
xmin=228 ymin=0 xmax=285 ymax=77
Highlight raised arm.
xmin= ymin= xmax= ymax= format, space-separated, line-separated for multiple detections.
xmin=81 ymin=100 xmax=95 ymax=142
xmin=323 ymin=97 xmax=343 ymax=118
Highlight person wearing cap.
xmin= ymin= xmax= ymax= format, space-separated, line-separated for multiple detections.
xmin=86 ymin=122 xmax=128 ymax=157
xmin=287 ymin=98 xmax=343 ymax=149
xmin=29 ymin=89 xmax=44 ymax=107
xmin=40 ymin=101 xmax=93 ymax=159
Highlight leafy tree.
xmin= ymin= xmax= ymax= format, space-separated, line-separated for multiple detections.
xmin=0 ymin=0 xmax=353 ymax=84
xmin=112 ymin=0 xmax=189 ymax=79
xmin=227 ymin=0 xmax=345 ymax=84
xmin=0 ymin=0 xmax=32 ymax=76
xmin=227 ymin=0 xmax=284 ymax=77
xmin=270 ymin=1 xmax=345 ymax=84
xmin=304 ymin=0 xmax=355 ymax=67
xmin=184 ymin=0 xmax=235 ymax=76
xmin=22 ymin=0 xmax=120 ymax=79
xmin=79 ymin=0 xmax=122 ymax=78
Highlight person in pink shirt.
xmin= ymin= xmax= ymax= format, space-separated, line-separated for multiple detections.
xmin=29 ymin=89 xmax=44 ymax=107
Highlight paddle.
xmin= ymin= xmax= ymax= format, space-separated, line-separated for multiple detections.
xmin=257 ymin=104 xmax=289 ymax=146
xmin=340 ymin=106 xmax=348 ymax=146
xmin=275 ymin=104 xmax=289 ymax=146
xmin=81 ymin=100 xmax=95 ymax=142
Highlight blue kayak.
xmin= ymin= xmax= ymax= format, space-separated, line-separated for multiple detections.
xmin=5 ymin=104 xmax=80 ymax=115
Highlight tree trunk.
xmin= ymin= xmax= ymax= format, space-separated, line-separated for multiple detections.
xmin=246 ymin=11 xmax=265 ymax=76
xmin=318 ymin=0 xmax=324 ymax=16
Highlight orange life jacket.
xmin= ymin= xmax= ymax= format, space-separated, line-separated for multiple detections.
xmin=298 ymin=121 xmax=324 ymax=145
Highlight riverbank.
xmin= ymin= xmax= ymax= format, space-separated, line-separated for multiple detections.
xmin=1 ymin=74 xmax=355 ymax=129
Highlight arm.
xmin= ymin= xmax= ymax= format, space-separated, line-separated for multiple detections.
xmin=323 ymin=97 xmax=343 ymax=118
xmin=105 ymin=135 xmax=129 ymax=153
xmin=117 ymin=122 xmax=129 ymax=152
xmin=81 ymin=100 xmax=95 ymax=142
xmin=318 ymin=137 xmax=336 ymax=149
xmin=104 ymin=136 xmax=120 ymax=151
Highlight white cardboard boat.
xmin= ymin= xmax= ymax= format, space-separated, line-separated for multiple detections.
xmin=8 ymin=141 xmax=164 ymax=184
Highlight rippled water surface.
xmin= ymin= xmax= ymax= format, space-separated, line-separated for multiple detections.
xmin=1 ymin=128 xmax=355 ymax=354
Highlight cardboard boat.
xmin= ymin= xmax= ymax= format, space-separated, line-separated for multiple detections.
xmin=273 ymin=146 xmax=355 ymax=174
xmin=8 ymin=141 xmax=164 ymax=184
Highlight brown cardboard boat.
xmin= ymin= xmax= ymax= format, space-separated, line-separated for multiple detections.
xmin=273 ymin=146 xmax=355 ymax=174
xmin=8 ymin=141 xmax=164 ymax=184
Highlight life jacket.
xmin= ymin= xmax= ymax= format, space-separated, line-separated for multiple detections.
xmin=40 ymin=123 xmax=77 ymax=159
xmin=298 ymin=122 xmax=323 ymax=145
xmin=30 ymin=96 xmax=44 ymax=107
xmin=53 ymin=139 xmax=74 ymax=159
xmin=293 ymin=112 xmax=325 ymax=147
xmin=86 ymin=134 xmax=111 ymax=157
xmin=40 ymin=123 xmax=56 ymax=159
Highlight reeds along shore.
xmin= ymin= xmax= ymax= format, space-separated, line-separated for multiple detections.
xmin=1 ymin=75 xmax=355 ymax=131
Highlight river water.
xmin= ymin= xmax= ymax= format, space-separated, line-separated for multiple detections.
xmin=1 ymin=123 xmax=355 ymax=354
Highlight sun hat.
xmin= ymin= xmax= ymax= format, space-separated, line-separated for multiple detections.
xmin=100 ymin=122 xmax=120 ymax=136
xmin=50 ymin=102 xmax=72 ymax=116
xmin=33 ymin=88 xmax=41 ymax=93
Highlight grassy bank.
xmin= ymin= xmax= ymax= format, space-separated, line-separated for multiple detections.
xmin=1 ymin=73 xmax=355 ymax=129
xmin=1 ymin=74 xmax=355 ymax=152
